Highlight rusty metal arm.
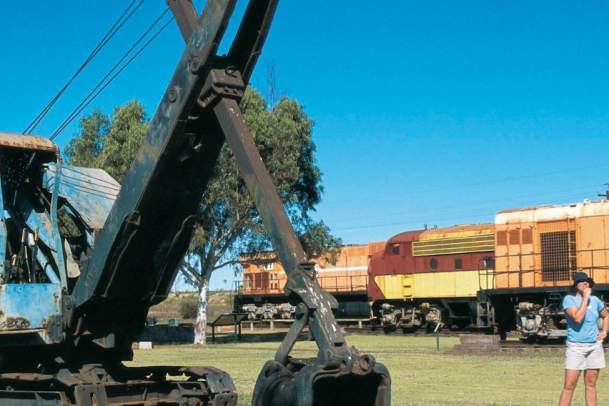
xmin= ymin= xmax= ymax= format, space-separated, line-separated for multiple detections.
xmin=166 ymin=0 xmax=199 ymax=41
xmin=170 ymin=3 xmax=391 ymax=405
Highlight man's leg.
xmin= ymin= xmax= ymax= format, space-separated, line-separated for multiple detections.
xmin=559 ymin=369 xmax=581 ymax=406
xmin=584 ymin=369 xmax=599 ymax=406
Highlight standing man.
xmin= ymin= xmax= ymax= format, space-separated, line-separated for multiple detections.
xmin=559 ymin=272 xmax=609 ymax=406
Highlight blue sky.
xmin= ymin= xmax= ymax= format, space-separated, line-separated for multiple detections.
xmin=2 ymin=1 xmax=609 ymax=290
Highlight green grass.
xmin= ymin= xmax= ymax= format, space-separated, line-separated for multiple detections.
xmin=128 ymin=334 xmax=607 ymax=405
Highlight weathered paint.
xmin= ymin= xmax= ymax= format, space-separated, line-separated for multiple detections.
xmin=374 ymin=269 xmax=491 ymax=300
xmin=0 ymin=132 xmax=57 ymax=153
xmin=42 ymin=164 xmax=119 ymax=231
xmin=496 ymin=199 xmax=609 ymax=225
xmin=49 ymin=161 xmax=67 ymax=289
xmin=19 ymin=196 xmax=55 ymax=252
xmin=0 ymin=283 xmax=61 ymax=331
xmin=240 ymin=244 xmax=382 ymax=296
xmin=34 ymin=249 xmax=60 ymax=284
xmin=17 ymin=195 xmax=63 ymax=283
xmin=494 ymin=199 xmax=609 ymax=290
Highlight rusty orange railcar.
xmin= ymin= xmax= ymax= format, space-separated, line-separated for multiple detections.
xmin=236 ymin=243 xmax=384 ymax=319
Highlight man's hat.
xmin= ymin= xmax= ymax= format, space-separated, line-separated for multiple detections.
xmin=573 ymin=271 xmax=595 ymax=287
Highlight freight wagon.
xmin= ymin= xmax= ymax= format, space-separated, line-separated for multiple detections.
xmin=234 ymin=243 xmax=384 ymax=319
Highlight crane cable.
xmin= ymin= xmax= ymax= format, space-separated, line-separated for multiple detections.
xmin=50 ymin=8 xmax=173 ymax=141
xmin=23 ymin=0 xmax=144 ymax=135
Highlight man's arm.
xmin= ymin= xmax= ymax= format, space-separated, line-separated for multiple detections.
xmin=565 ymin=289 xmax=591 ymax=324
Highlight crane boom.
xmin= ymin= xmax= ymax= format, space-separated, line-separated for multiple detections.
xmin=0 ymin=1 xmax=391 ymax=404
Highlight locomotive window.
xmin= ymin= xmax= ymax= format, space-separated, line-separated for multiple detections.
xmin=454 ymin=258 xmax=463 ymax=270
xmin=509 ymin=229 xmax=520 ymax=245
xmin=390 ymin=243 xmax=400 ymax=255
xmin=497 ymin=231 xmax=507 ymax=246
xmin=522 ymin=228 xmax=533 ymax=244
xmin=482 ymin=256 xmax=495 ymax=269
xmin=430 ymin=258 xmax=438 ymax=270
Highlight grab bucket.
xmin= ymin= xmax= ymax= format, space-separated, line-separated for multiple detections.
xmin=252 ymin=353 xmax=391 ymax=406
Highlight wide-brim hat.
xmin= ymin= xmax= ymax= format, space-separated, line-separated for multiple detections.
xmin=573 ymin=271 xmax=595 ymax=287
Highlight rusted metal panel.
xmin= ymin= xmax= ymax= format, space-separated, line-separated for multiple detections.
xmin=0 ymin=132 xmax=57 ymax=153
xmin=0 ymin=283 xmax=62 ymax=343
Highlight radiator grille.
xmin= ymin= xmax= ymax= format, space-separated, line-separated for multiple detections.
xmin=540 ymin=231 xmax=576 ymax=282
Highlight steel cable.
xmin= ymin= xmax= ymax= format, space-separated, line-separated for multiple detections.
xmin=50 ymin=9 xmax=173 ymax=141
xmin=23 ymin=0 xmax=144 ymax=134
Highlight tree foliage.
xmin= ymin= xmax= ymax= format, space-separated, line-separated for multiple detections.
xmin=182 ymin=88 xmax=340 ymax=287
xmin=65 ymin=101 xmax=148 ymax=182
xmin=64 ymin=89 xmax=341 ymax=343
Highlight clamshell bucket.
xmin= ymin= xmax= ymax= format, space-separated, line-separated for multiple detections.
xmin=253 ymin=354 xmax=391 ymax=406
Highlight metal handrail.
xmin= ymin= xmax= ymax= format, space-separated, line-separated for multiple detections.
xmin=242 ymin=274 xmax=368 ymax=295
xmin=478 ymin=247 xmax=609 ymax=290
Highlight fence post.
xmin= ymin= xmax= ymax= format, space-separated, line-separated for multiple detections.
xmin=434 ymin=322 xmax=442 ymax=352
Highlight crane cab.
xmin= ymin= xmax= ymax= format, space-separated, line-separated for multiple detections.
xmin=0 ymin=132 xmax=118 ymax=346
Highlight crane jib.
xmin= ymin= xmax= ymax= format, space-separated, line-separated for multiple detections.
xmin=0 ymin=1 xmax=393 ymax=405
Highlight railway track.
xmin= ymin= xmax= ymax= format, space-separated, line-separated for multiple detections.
xmin=343 ymin=325 xmax=488 ymax=337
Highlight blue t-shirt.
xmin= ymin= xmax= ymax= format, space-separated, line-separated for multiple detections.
xmin=562 ymin=294 xmax=605 ymax=343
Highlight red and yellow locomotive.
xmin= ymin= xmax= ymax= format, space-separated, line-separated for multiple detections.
xmin=368 ymin=224 xmax=495 ymax=330
xmin=369 ymin=199 xmax=609 ymax=338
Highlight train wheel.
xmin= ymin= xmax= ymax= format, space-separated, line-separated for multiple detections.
xmin=383 ymin=325 xmax=396 ymax=334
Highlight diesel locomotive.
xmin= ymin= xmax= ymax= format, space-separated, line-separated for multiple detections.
xmin=235 ymin=198 xmax=609 ymax=339
xmin=368 ymin=224 xmax=495 ymax=331
xmin=369 ymin=199 xmax=609 ymax=339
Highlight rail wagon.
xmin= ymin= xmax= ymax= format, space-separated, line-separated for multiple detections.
xmin=368 ymin=225 xmax=495 ymax=331
xmin=482 ymin=200 xmax=609 ymax=339
xmin=236 ymin=243 xmax=384 ymax=319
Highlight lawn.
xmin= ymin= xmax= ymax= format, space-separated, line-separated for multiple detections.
xmin=128 ymin=334 xmax=606 ymax=405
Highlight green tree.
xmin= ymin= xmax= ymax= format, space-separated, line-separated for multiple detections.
xmin=98 ymin=101 xmax=148 ymax=182
xmin=65 ymin=89 xmax=341 ymax=345
xmin=64 ymin=110 xmax=109 ymax=167
xmin=181 ymin=88 xmax=341 ymax=344
xmin=65 ymin=101 xmax=148 ymax=181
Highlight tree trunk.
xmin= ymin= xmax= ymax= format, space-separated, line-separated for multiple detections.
xmin=194 ymin=275 xmax=210 ymax=345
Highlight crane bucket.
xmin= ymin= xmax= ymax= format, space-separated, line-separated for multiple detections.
xmin=252 ymin=355 xmax=391 ymax=406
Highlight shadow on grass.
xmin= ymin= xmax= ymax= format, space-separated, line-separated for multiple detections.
xmin=209 ymin=331 xmax=309 ymax=344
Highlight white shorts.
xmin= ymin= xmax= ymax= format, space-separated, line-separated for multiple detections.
xmin=565 ymin=341 xmax=606 ymax=370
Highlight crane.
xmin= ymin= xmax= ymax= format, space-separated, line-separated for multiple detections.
xmin=0 ymin=1 xmax=390 ymax=405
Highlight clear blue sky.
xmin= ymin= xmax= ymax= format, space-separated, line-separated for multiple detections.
xmin=2 ymin=1 xmax=609 ymax=290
